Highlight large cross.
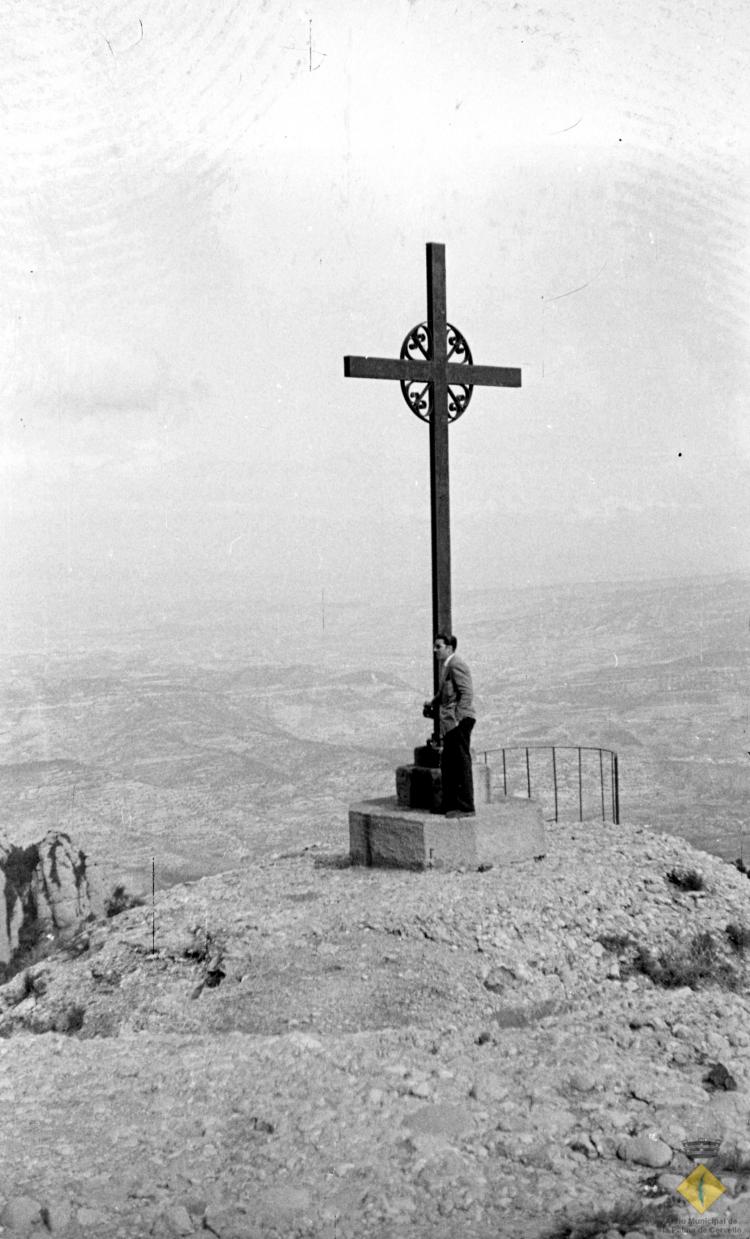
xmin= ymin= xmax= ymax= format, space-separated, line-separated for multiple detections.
xmin=344 ymin=242 xmax=521 ymax=740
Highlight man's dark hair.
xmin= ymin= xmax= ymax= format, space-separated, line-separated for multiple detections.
xmin=435 ymin=632 xmax=458 ymax=650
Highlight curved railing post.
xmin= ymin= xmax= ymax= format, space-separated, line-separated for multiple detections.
xmin=610 ymin=751 xmax=615 ymax=822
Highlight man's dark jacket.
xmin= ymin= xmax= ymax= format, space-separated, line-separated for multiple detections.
xmin=428 ymin=655 xmax=476 ymax=739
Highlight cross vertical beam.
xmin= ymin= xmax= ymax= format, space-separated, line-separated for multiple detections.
xmin=427 ymin=244 xmax=450 ymax=716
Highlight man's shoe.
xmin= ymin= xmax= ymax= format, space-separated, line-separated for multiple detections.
xmin=445 ymin=809 xmax=475 ymax=818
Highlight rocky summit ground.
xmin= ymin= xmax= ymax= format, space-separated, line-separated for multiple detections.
xmin=3 ymin=820 xmax=750 ymax=1239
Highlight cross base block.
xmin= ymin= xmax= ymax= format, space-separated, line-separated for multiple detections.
xmin=349 ymin=796 xmax=546 ymax=871
xmin=412 ymin=744 xmax=441 ymax=768
xmin=396 ymin=760 xmax=491 ymax=814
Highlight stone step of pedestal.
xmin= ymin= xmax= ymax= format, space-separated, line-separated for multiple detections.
xmin=396 ymin=761 xmax=491 ymax=813
xmin=349 ymin=795 xmax=546 ymax=871
xmin=412 ymin=744 xmax=441 ymax=769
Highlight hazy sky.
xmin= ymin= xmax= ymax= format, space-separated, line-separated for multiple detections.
xmin=2 ymin=0 xmax=748 ymax=642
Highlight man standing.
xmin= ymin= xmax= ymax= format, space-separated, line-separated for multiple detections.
xmin=423 ymin=633 xmax=476 ymax=817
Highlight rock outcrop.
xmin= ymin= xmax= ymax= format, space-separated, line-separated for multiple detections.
xmin=0 ymin=832 xmax=101 ymax=977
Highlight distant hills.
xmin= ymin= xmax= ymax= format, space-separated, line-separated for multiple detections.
xmin=0 ymin=571 xmax=747 ymax=891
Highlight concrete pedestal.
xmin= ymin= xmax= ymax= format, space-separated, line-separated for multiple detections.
xmin=349 ymin=795 xmax=546 ymax=871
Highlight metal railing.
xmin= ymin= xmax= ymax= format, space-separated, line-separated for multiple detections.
xmin=477 ymin=744 xmax=620 ymax=824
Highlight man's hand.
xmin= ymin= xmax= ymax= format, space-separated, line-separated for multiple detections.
xmin=422 ymin=701 xmax=434 ymax=719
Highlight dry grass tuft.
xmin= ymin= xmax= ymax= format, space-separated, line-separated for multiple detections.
xmin=543 ymin=1197 xmax=678 ymax=1238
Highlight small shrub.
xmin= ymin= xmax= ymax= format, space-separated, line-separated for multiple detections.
xmin=55 ymin=1003 xmax=86 ymax=1034
xmin=725 ymin=922 xmax=750 ymax=954
xmin=184 ymin=926 xmax=213 ymax=962
xmin=704 ymin=1062 xmax=738 ymax=1091
xmin=626 ymin=930 xmax=740 ymax=990
xmin=666 ymin=868 xmax=705 ymax=892
xmin=543 ymin=1197 xmax=678 ymax=1238
xmin=597 ymin=932 xmax=633 ymax=954
xmin=105 ymin=884 xmax=145 ymax=918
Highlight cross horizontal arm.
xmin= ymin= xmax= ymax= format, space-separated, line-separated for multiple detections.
xmin=344 ymin=355 xmax=431 ymax=382
xmin=448 ymin=363 xmax=522 ymax=388
xmin=345 ymin=356 xmax=522 ymax=390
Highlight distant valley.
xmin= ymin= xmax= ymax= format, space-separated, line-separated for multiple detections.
xmin=1 ymin=572 xmax=747 ymax=894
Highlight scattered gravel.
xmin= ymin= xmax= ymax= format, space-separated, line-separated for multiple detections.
xmin=2 ymin=819 xmax=750 ymax=1237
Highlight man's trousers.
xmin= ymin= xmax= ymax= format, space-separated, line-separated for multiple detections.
xmin=440 ymin=718 xmax=475 ymax=813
